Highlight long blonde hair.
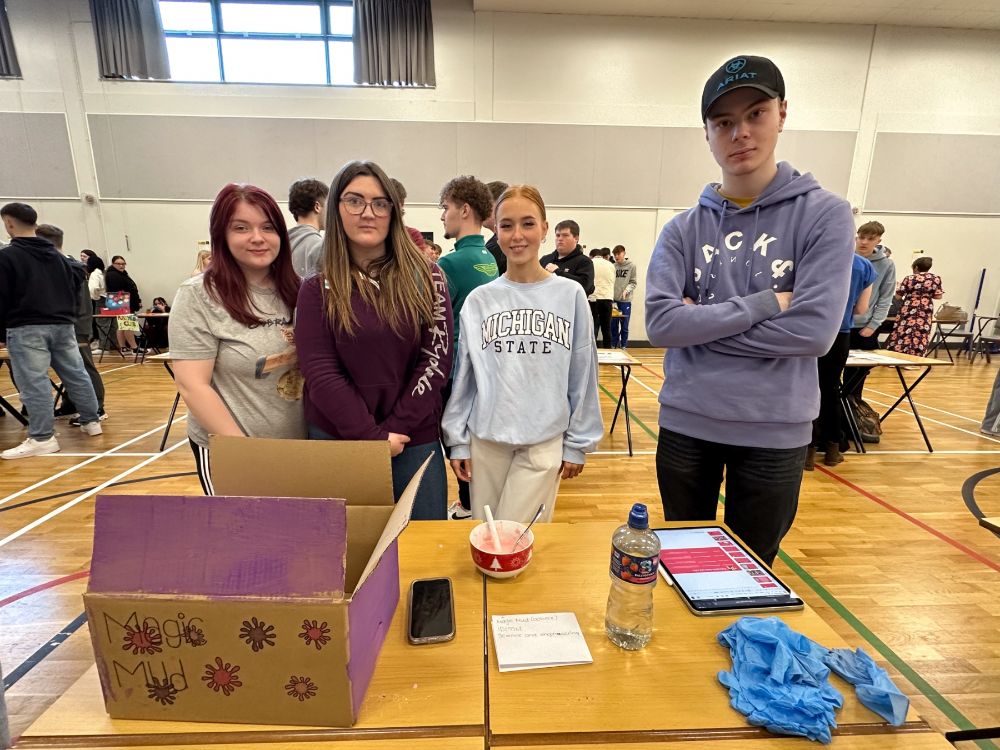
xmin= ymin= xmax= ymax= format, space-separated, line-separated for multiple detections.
xmin=321 ymin=161 xmax=435 ymax=338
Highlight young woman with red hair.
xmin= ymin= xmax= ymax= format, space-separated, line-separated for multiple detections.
xmin=170 ymin=183 xmax=306 ymax=494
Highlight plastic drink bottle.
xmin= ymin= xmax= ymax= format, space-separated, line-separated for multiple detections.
xmin=605 ymin=503 xmax=661 ymax=650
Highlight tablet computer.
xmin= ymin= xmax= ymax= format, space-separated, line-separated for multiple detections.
xmin=654 ymin=526 xmax=804 ymax=616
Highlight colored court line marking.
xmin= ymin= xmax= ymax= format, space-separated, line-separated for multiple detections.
xmin=778 ymin=551 xmax=997 ymax=750
xmin=0 ymin=570 xmax=89 ymax=609
xmin=2 ymin=613 xmax=88 ymax=690
xmin=815 ymin=465 xmax=1000 ymax=574
xmin=598 ymin=382 xmax=658 ymax=441
xmin=640 ymin=363 xmax=665 ymax=381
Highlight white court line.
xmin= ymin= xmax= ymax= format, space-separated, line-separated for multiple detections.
xmin=867 ymin=387 xmax=983 ymax=425
xmin=0 ymin=438 xmax=189 ymax=549
xmin=625 ymin=372 xmax=661 ymax=398
xmin=866 ymin=396 xmax=1000 ymax=444
xmin=26 ymin=452 xmax=161 ymax=458
xmin=593 ymin=450 xmax=657 ymax=456
xmin=0 ymin=415 xmax=188 ymax=508
xmin=849 ymin=449 xmax=1000 ymax=455
xmin=1 ymin=362 xmax=140 ymax=400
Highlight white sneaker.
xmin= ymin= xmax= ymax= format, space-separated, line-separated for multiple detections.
xmin=449 ymin=501 xmax=472 ymax=520
xmin=80 ymin=421 xmax=103 ymax=436
xmin=2 ymin=436 xmax=61 ymax=459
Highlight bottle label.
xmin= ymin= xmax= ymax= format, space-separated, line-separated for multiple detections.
xmin=610 ymin=547 xmax=658 ymax=585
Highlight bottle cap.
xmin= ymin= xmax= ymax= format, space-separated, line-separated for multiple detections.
xmin=628 ymin=503 xmax=649 ymax=530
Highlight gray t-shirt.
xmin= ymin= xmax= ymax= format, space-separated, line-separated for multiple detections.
xmin=169 ymin=275 xmax=307 ymax=448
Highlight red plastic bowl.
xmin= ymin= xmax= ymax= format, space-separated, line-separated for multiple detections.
xmin=469 ymin=520 xmax=534 ymax=579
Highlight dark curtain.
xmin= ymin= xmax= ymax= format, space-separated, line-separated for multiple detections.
xmin=0 ymin=2 xmax=21 ymax=78
xmin=89 ymin=0 xmax=170 ymax=80
xmin=354 ymin=0 xmax=435 ymax=87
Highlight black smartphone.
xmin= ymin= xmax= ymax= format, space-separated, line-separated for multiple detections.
xmin=407 ymin=577 xmax=455 ymax=645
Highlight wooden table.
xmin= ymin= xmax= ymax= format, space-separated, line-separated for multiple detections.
xmin=484 ymin=521 xmax=929 ymax=745
xmin=500 ymin=735 xmax=953 ymax=749
xmin=17 ymin=521 xmax=937 ymax=749
xmin=18 ymin=522 xmax=486 ymax=747
xmin=597 ymin=349 xmax=639 ymax=456
xmin=842 ymin=350 xmax=952 ymax=453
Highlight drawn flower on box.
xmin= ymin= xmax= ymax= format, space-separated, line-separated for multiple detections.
xmin=239 ymin=617 xmax=276 ymax=652
xmin=186 ymin=625 xmax=207 ymax=647
xmin=122 ymin=621 xmax=163 ymax=655
xmin=146 ymin=676 xmax=178 ymax=705
xmin=285 ymin=675 xmax=318 ymax=701
xmin=202 ymin=657 xmax=243 ymax=696
xmin=299 ymin=619 xmax=331 ymax=650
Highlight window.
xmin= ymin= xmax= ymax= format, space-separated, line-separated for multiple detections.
xmin=159 ymin=0 xmax=354 ymax=85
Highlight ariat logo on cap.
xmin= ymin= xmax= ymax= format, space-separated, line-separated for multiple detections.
xmin=725 ymin=58 xmax=747 ymax=74
xmin=717 ymin=71 xmax=758 ymax=92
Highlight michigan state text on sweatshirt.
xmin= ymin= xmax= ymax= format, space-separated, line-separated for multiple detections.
xmin=441 ymin=275 xmax=603 ymax=464
xmin=645 ymin=162 xmax=855 ymax=449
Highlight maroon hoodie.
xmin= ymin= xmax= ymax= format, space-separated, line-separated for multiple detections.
xmin=295 ymin=266 xmax=453 ymax=445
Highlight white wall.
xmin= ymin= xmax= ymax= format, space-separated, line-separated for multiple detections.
xmin=2 ymin=0 xmax=999 ymax=336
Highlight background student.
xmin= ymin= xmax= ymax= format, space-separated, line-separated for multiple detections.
xmin=105 ymin=255 xmax=142 ymax=354
xmin=170 ymin=183 xmax=306 ymax=494
xmin=611 ymin=245 xmax=637 ymax=349
xmin=296 ymin=161 xmax=453 ymax=520
xmin=442 ymin=185 xmax=602 ymax=524
xmin=437 ymin=174 xmax=499 ymax=519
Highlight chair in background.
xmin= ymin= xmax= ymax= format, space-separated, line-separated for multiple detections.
xmin=971 ymin=316 xmax=1000 ymax=364
xmin=927 ymin=320 xmax=973 ymax=362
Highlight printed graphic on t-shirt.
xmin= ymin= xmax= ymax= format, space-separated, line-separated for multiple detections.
xmin=253 ymin=324 xmax=304 ymax=402
xmin=481 ymin=308 xmax=572 ymax=354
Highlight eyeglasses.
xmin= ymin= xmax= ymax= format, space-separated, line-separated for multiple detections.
xmin=340 ymin=195 xmax=393 ymax=218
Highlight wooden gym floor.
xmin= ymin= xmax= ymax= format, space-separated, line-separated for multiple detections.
xmin=0 ymin=349 xmax=998 ymax=745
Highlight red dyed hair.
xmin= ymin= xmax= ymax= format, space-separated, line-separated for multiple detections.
xmin=205 ymin=184 xmax=300 ymax=327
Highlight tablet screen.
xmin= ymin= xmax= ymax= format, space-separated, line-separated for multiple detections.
xmin=654 ymin=527 xmax=802 ymax=612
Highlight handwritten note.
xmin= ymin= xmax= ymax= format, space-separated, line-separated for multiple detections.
xmin=491 ymin=612 xmax=593 ymax=672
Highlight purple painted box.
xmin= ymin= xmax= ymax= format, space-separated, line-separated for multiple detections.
xmin=84 ymin=437 xmax=424 ymax=727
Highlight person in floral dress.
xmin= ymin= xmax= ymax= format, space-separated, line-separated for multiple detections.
xmin=886 ymin=257 xmax=943 ymax=356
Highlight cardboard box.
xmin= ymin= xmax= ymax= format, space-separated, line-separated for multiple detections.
xmin=84 ymin=437 xmax=425 ymax=727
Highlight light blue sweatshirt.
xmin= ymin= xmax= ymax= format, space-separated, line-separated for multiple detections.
xmin=441 ymin=274 xmax=603 ymax=464
xmin=645 ymin=162 xmax=855 ymax=449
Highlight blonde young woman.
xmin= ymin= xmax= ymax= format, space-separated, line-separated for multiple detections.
xmin=441 ymin=185 xmax=603 ymax=523
xmin=295 ymin=161 xmax=453 ymax=520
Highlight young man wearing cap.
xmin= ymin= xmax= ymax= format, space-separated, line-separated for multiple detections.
xmin=645 ymin=55 xmax=855 ymax=564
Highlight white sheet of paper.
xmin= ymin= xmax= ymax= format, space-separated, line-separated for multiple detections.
xmin=491 ymin=612 xmax=593 ymax=672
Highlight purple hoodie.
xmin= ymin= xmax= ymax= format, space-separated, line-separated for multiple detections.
xmin=296 ymin=266 xmax=454 ymax=445
xmin=645 ymin=162 xmax=855 ymax=449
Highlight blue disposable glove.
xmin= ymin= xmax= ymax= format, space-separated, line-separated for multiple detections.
xmin=823 ymin=648 xmax=909 ymax=726
xmin=718 ymin=617 xmax=844 ymax=744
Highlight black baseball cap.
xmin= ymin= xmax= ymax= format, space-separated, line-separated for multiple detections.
xmin=701 ymin=55 xmax=785 ymax=121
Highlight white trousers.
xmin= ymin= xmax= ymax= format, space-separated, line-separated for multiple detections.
xmin=470 ymin=434 xmax=563 ymax=524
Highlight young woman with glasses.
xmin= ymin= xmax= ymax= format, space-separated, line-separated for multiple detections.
xmin=295 ymin=161 xmax=453 ymax=520
xmin=104 ymin=255 xmax=142 ymax=354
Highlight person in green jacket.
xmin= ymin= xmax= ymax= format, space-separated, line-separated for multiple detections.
xmin=438 ymin=175 xmax=498 ymax=518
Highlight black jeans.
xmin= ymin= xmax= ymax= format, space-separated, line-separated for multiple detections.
xmin=590 ymin=299 xmax=612 ymax=349
xmin=813 ymin=332 xmax=850 ymax=446
xmin=847 ymin=327 xmax=879 ymax=397
xmin=655 ymin=428 xmax=806 ymax=565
